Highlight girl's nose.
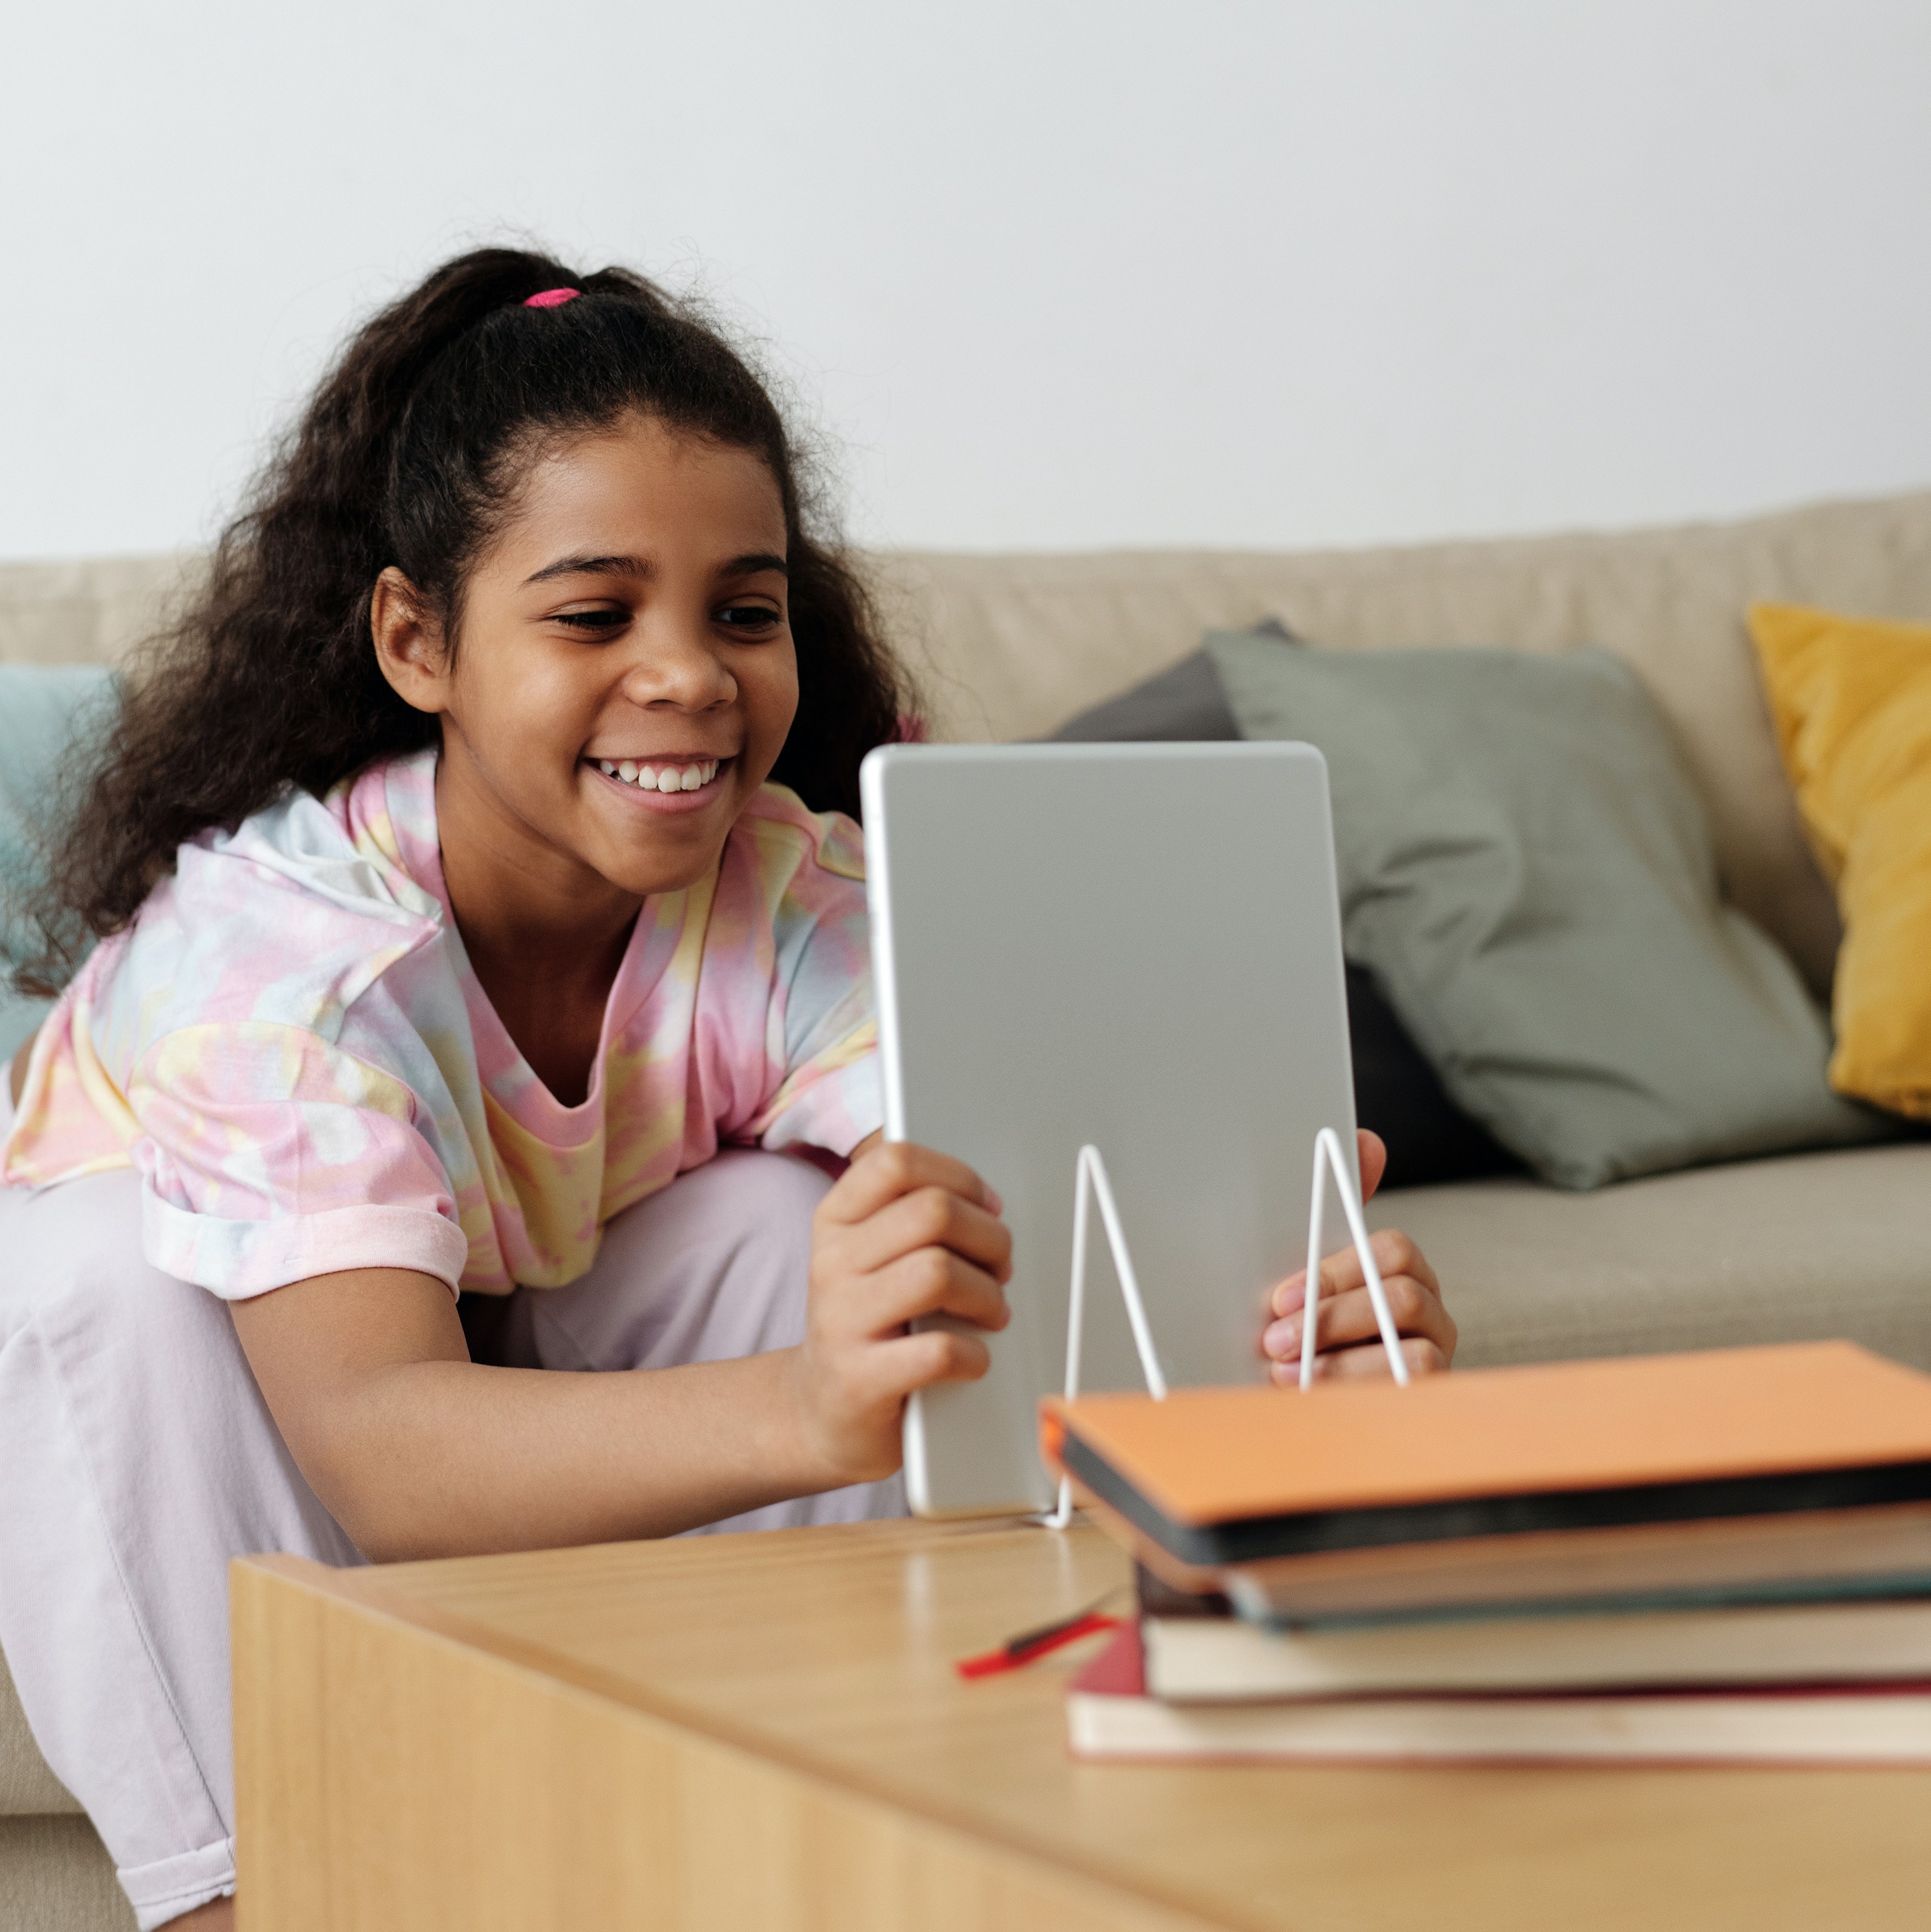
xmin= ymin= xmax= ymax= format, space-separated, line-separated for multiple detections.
xmin=619 ymin=618 xmax=737 ymax=710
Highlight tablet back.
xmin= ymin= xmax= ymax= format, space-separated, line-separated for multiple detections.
xmin=862 ymin=742 xmax=1358 ymax=1518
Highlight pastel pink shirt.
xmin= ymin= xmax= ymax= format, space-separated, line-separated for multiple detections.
xmin=2 ymin=749 xmax=880 ymax=1299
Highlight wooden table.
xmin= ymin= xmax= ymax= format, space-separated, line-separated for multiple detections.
xmin=233 ymin=1517 xmax=1931 ymax=1931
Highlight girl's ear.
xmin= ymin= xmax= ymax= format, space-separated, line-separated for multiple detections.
xmin=371 ymin=568 xmax=453 ymax=715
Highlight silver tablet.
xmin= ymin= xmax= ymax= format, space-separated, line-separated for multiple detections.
xmin=861 ymin=741 xmax=1359 ymax=1518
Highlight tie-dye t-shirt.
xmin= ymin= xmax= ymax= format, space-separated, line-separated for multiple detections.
xmin=1 ymin=747 xmax=880 ymax=1299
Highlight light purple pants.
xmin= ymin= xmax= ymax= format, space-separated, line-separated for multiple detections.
xmin=0 ymin=1108 xmax=902 ymax=1929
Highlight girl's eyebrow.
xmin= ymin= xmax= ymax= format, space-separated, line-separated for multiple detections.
xmin=521 ymin=550 xmax=788 ymax=587
xmin=524 ymin=552 xmax=649 ymax=586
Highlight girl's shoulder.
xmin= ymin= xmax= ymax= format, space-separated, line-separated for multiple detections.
xmin=728 ymin=783 xmax=866 ymax=888
xmin=236 ymin=747 xmax=443 ymax=915
xmin=101 ymin=750 xmax=448 ymax=1044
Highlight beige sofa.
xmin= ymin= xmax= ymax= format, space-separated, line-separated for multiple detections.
xmin=4 ymin=490 xmax=1930 ymax=1927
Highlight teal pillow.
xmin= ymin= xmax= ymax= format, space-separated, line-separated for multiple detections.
xmin=0 ymin=666 xmax=117 ymax=1062
xmin=1206 ymin=631 xmax=1887 ymax=1189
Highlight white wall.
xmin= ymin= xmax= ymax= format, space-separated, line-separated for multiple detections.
xmin=3 ymin=1 xmax=1928 ymax=558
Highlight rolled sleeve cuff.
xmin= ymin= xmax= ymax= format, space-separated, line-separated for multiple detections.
xmin=140 ymin=1192 xmax=470 ymax=1300
xmin=120 ymin=1836 xmax=236 ymax=1932
xmin=757 ymin=1054 xmax=884 ymax=1158
xmin=120 ymin=1835 xmax=236 ymax=1932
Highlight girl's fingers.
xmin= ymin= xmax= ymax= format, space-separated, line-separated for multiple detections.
xmin=834 ymin=1182 xmax=1013 ymax=1284
xmin=1270 ymin=1226 xmax=1439 ymax=1318
xmin=823 ymin=1140 xmax=1001 ymax=1225
xmin=1281 ymin=1334 xmax=1450 ymax=1383
xmin=1356 ymin=1129 xmax=1388 ymax=1203
xmin=864 ymin=1325 xmax=996 ymax=1398
xmin=846 ymin=1246 xmax=1011 ymax=1340
xmin=1263 ymin=1272 xmax=1457 ymax=1366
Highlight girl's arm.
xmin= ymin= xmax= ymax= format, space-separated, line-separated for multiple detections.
xmin=229 ymin=1141 xmax=1010 ymax=1562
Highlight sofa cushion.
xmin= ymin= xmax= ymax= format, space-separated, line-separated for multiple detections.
xmin=1368 ymin=1142 xmax=1931 ymax=1373
xmin=1046 ymin=645 xmax=1243 ymax=744
xmin=0 ymin=1817 xmax=133 ymax=1931
xmin=1750 ymin=603 xmax=1931 ymax=1120
xmin=1045 ymin=622 xmax=1306 ymax=744
xmin=1044 ymin=643 xmax=1518 ymax=1188
xmin=1341 ymin=964 xmax=1521 ymax=1188
xmin=0 ymin=1651 xmax=79 ymax=1817
xmin=1207 ymin=628 xmax=1886 ymax=1189
xmin=0 ymin=666 xmax=117 ymax=1060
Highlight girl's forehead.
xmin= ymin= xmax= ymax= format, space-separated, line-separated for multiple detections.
xmin=490 ymin=419 xmax=787 ymax=572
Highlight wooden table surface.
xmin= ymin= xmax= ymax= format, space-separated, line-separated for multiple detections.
xmin=234 ymin=1517 xmax=1931 ymax=1932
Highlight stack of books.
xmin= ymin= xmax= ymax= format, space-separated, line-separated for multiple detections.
xmin=1042 ymin=1342 xmax=1931 ymax=1763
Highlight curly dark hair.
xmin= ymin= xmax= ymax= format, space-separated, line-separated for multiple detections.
xmin=15 ymin=247 xmax=910 ymax=997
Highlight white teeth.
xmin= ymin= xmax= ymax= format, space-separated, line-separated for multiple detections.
xmin=595 ymin=757 xmax=721 ymax=789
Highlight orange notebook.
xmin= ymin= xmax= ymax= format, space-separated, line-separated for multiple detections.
xmin=1042 ymin=1343 xmax=1931 ymax=1616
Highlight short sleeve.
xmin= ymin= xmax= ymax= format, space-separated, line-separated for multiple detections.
xmin=127 ymin=1021 xmax=469 ymax=1300
xmin=744 ymin=805 xmax=883 ymax=1157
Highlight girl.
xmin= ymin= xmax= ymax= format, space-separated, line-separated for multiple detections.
xmin=0 ymin=249 xmax=1455 ymax=1930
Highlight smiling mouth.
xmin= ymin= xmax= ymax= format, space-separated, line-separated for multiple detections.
xmin=590 ymin=756 xmax=726 ymax=795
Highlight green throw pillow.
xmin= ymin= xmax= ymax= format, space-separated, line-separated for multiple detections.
xmin=0 ymin=665 xmax=117 ymax=1062
xmin=1206 ymin=630 xmax=1886 ymax=1189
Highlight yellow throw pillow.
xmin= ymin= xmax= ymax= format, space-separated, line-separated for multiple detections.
xmin=1749 ymin=603 xmax=1931 ymax=1118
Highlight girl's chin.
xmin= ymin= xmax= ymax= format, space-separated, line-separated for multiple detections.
xmin=582 ymin=757 xmax=732 ymax=818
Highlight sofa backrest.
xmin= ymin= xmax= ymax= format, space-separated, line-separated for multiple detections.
xmin=7 ymin=489 xmax=1931 ymax=989
xmin=877 ymin=492 xmax=1931 ymax=991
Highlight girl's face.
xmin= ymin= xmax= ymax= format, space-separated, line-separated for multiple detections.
xmin=375 ymin=411 xmax=798 ymax=905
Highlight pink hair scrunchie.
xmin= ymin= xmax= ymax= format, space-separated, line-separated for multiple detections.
xmin=524 ymin=288 xmax=581 ymax=309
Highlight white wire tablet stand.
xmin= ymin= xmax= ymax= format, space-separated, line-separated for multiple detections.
xmin=1041 ymin=1128 xmax=1409 ymax=1530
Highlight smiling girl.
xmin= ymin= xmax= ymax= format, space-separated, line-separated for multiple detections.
xmin=0 ymin=250 xmax=1453 ymax=1929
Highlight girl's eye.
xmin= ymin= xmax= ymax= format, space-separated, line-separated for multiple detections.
xmin=716 ymin=602 xmax=782 ymax=636
xmin=552 ymin=607 xmax=629 ymax=634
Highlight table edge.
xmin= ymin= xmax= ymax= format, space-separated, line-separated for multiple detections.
xmin=230 ymin=1550 xmax=1230 ymax=1930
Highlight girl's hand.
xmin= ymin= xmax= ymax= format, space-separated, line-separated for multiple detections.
xmin=787 ymin=1140 xmax=1013 ymax=1485
xmin=1259 ymin=1129 xmax=1456 ymax=1382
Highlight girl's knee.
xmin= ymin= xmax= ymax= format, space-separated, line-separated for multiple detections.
xmin=704 ymin=1147 xmax=834 ymax=1219
xmin=641 ymin=1148 xmax=833 ymax=1248
xmin=541 ymin=1152 xmax=836 ymax=1371
xmin=0 ymin=1171 xmax=246 ymax=1389
xmin=0 ymin=1172 xmax=147 ymax=1322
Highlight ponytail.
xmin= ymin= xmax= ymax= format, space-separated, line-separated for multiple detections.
xmin=15 ymin=249 xmax=907 ymax=995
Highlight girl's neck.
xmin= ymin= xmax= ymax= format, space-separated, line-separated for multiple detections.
xmin=433 ymin=758 xmax=642 ymax=1109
